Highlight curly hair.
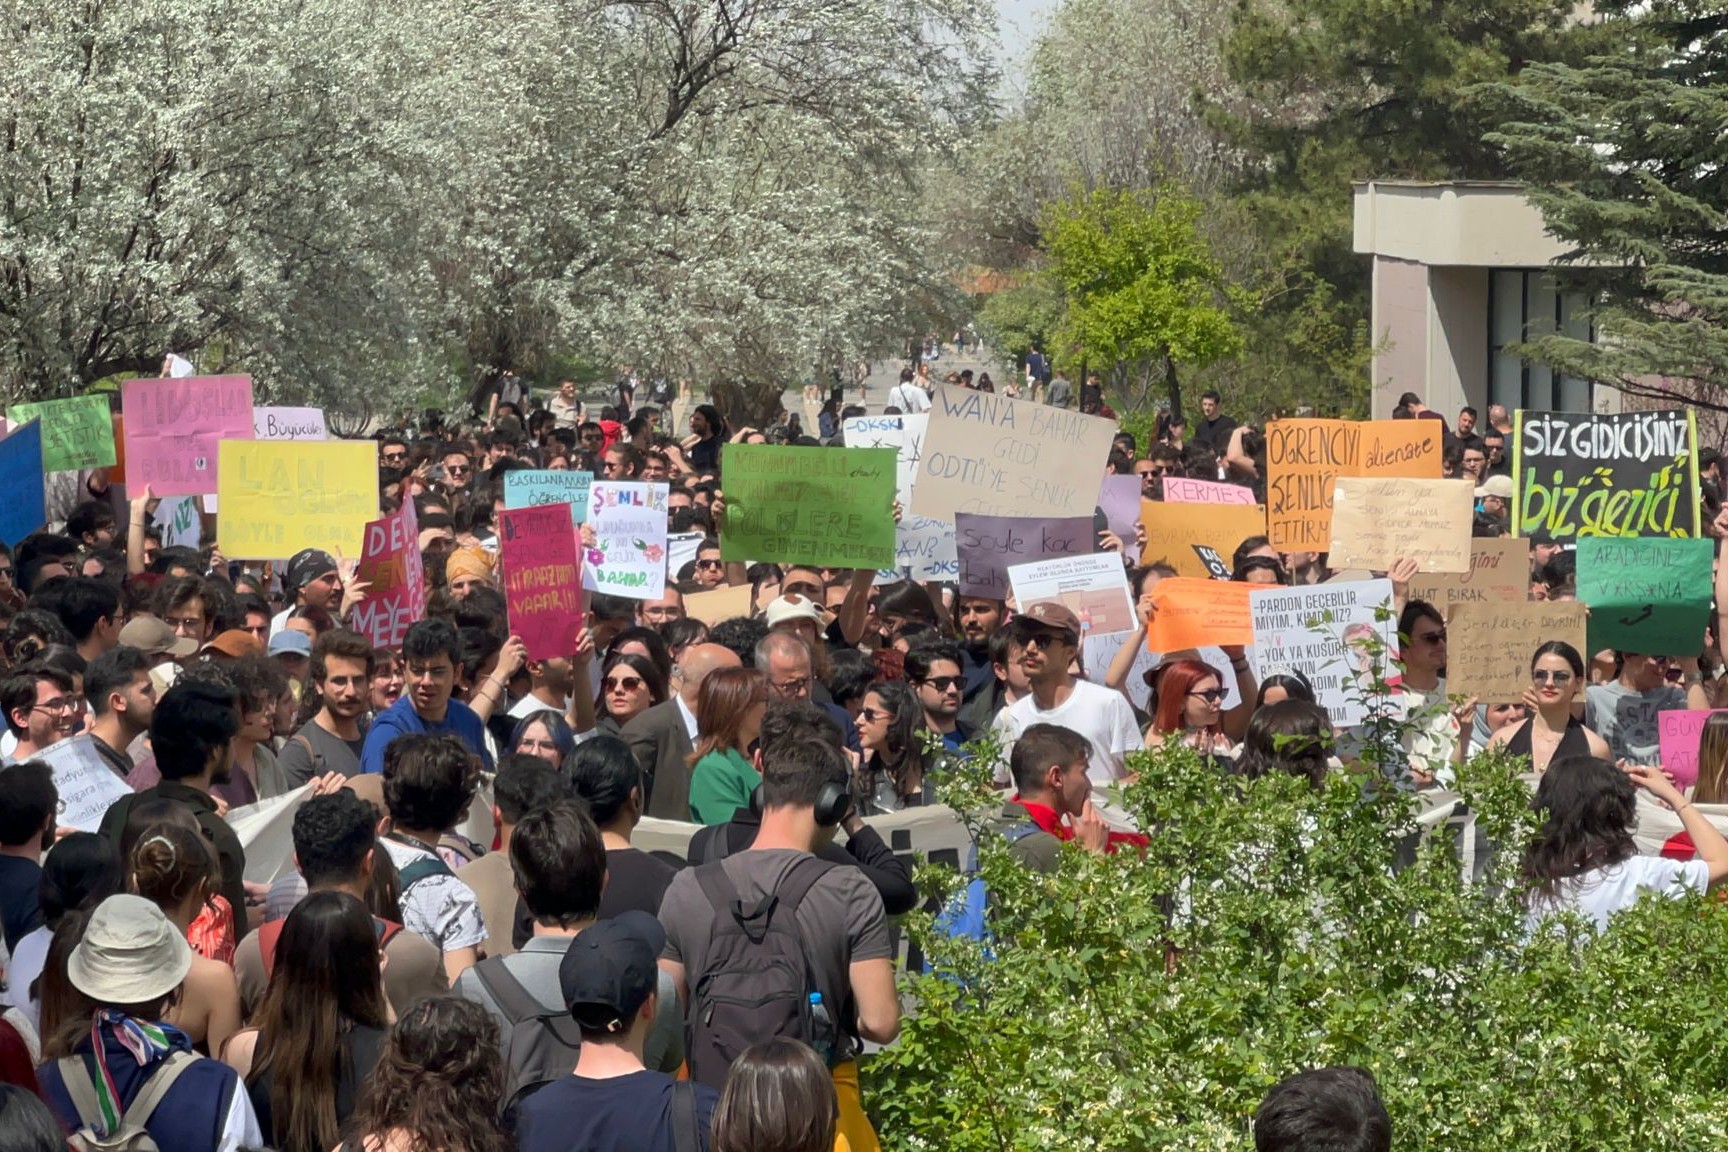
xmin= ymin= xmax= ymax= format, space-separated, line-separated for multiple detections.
xmin=344 ymin=996 xmax=509 ymax=1152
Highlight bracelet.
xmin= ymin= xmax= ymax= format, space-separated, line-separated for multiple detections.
xmin=1231 ymin=659 xmax=1250 ymax=672
xmin=1676 ymin=802 xmax=1694 ymax=815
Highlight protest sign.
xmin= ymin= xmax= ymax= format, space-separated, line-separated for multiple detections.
xmin=1444 ymin=600 xmax=1588 ymax=704
xmin=38 ymin=735 xmax=133 ymax=831
xmin=1139 ymin=501 xmax=1267 ymax=580
xmin=6 ymin=395 xmax=116 ymax=471
xmin=499 ymin=503 xmax=584 ymax=660
xmin=353 ymin=500 xmax=425 ymax=648
xmin=720 ymin=444 xmax=897 ymax=569
xmin=122 ymin=376 xmax=253 ymax=496
xmin=1082 ymin=633 xmax=1243 ymax=713
xmin=1264 ymin=418 xmax=1442 ymax=548
xmin=913 ymin=386 xmax=1117 ymax=521
xmin=1656 ymin=710 xmax=1727 ymax=790
xmin=216 ymin=439 xmax=378 ymax=558
xmin=1576 ymin=536 xmax=1713 ymax=656
xmin=0 ymin=422 xmax=46 ymax=546
xmin=955 ymin=514 xmax=1093 ymax=600
xmin=896 ymin=516 xmax=960 ymax=581
xmin=1512 ymin=409 xmax=1699 ymax=542
xmin=685 ymin=584 xmax=753 ymax=626
xmin=1147 ymin=578 xmax=1253 ymax=650
xmin=1328 ymin=476 xmax=1474 ymax=573
xmin=152 ymin=495 xmax=203 ymax=549
xmin=503 ymin=470 xmax=593 ymax=525
xmin=1193 ymin=545 xmax=1232 ymax=580
xmin=1161 ymin=476 xmax=1258 ymax=506
xmin=252 ymin=406 xmax=329 ymax=441
xmin=667 ymin=532 xmax=703 ymax=582
xmin=843 ymin=414 xmax=961 ymax=578
xmin=1249 ymin=579 xmax=1397 ymax=727
xmin=1098 ymin=475 xmax=1144 ymax=540
xmin=583 ymin=482 xmax=670 ymax=599
xmin=1407 ymin=538 xmax=1530 ymax=611
xmin=1008 ymin=552 xmax=1135 ymax=636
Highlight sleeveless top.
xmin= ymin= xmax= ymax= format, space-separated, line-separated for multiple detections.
xmin=247 ymin=1023 xmax=388 ymax=1148
xmin=1507 ymin=716 xmax=1591 ymax=770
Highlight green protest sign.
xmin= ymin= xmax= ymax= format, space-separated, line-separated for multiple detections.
xmin=5 ymin=395 xmax=116 ymax=472
xmin=720 ymin=444 xmax=897 ymax=569
xmin=1576 ymin=536 xmax=1713 ymax=657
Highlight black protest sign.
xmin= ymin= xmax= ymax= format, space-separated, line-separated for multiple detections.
xmin=1511 ymin=410 xmax=1699 ymax=543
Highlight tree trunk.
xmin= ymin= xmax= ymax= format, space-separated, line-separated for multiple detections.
xmin=709 ymin=379 xmax=791 ymax=431
xmin=1163 ymin=350 xmax=1183 ymax=423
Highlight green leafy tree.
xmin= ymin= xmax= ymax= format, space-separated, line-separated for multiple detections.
xmin=975 ymin=281 xmax=1064 ymax=373
xmin=1042 ymin=186 xmax=1242 ymax=418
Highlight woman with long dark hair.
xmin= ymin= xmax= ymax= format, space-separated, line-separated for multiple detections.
xmin=224 ymin=891 xmax=390 ymax=1152
xmin=594 ymin=651 xmax=667 ymax=736
xmin=1487 ymin=641 xmax=1611 ymax=772
xmin=1235 ymin=700 xmax=1334 ymax=789
xmin=8 ymin=831 xmax=121 ymax=1033
xmin=564 ymin=736 xmax=680 ymax=917
xmin=343 ymin=996 xmax=509 ymax=1152
xmin=685 ymin=404 xmax=727 ymax=474
xmin=854 ymin=679 xmax=928 ymax=811
xmin=510 ymin=708 xmax=578 ymax=767
xmin=687 ymin=667 xmax=768 ymax=824
xmin=713 ymin=1038 xmax=838 ymax=1152
xmin=1523 ymin=755 xmax=1728 ymax=933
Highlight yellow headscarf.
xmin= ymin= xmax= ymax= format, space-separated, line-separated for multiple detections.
xmin=446 ymin=546 xmax=494 ymax=586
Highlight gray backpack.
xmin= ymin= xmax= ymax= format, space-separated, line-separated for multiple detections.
xmin=470 ymin=957 xmax=584 ymax=1127
xmin=58 ymin=1049 xmax=195 ymax=1152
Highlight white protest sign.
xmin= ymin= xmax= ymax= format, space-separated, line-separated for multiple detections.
xmin=1249 ymin=579 xmax=1397 ymax=728
xmin=583 ymin=482 xmax=669 ymax=599
xmin=666 ymin=532 xmax=703 ymax=582
xmin=252 ymin=407 xmax=329 ymax=441
xmin=845 ymin=413 xmax=958 ymax=579
xmin=37 ymin=735 xmax=133 ymax=831
xmin=231 ymin=785 xmax=314 ymax=884
xmin=151 ymin=495 xmax=202 ymax=549
xmin=1080 ymin=636 xmax=1243 ymax=713
xmin=1008 ymin=552 xmax=1134 ymax=636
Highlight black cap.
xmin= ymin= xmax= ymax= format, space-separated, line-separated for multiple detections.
xmin=559 ymin=911 xmax=666 ymax=1033
xmin=286 ymin=549 xmax=339 ymax=591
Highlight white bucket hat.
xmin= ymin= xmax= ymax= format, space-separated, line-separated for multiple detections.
xmin=68 ymin=894 xmax=193 ymax=1005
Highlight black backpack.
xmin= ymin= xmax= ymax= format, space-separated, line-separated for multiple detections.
xmin=471 ymin=958 xmax=585 ymax=1127
xmin=685 ymin=855 xmax=841 ymax=1089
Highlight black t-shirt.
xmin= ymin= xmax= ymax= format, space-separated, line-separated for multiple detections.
xmin=598 ymin=847 xmax=680 ymax=920
xmin=249 ymin=1024 xmax=386 ymax=1144
xmin=1195 ymin=415 xmax=1239 ymax=454
xmin=0 ymin=856 xmax=41 ymax=953
xmin=516 ymin=1071 xmax=718 ymax=1152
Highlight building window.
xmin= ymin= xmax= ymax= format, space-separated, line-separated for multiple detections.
xmin=1488 ymin=270 xmax=1594 ymax=413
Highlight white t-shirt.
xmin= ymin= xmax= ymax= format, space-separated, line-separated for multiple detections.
xmin=381 ymin=837 xmax=487 ymax=956
xmin=1527 ymin=855 xmax=1710 ymax=935
xmin=994 ymin=679 xmax=1142 ymax=783
xmin=887 ymin=383 xmax=930 ymax=414
xmin=1400 ymin=679 xmax=1458 ymax=788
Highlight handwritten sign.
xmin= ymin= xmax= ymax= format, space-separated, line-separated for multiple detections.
xmin=1083 ymin=633 xmax=1243 ymax=713
xmin=1139 ymin=501 xmax=1267 ymax=580
xmin=252 ymin=407 xmax=329 ymax=441
xmin=1656 ymin=710 xmax=1728 ymax=790
xmin=152 ymin=496 xmax=203 ymax=549
xmin=1407 ymin=538 xmax=1530 ymax=610
xmin=353 ymin=501 xmax=425 ymax=648
xmin=504 ymin=470 xmax=594 ymax=525
xmin=1328 ymin=477 xmax=1474 ymax=573
xmin=216 ymin=440 xmax=378 ymax=558
xmin=1264 ymin=418 xmax=1442 ymax=548
xmin=1576 ymin=536 xmax=1713 ymax=656
xmin=6 ymin=395 xmax=116 ymax=471
xmin=122 ymin=376 xmax=254 ymax=496
xmin=1147 ymin=578 xmax=1253 ymax=650
xmin=1097 ymin=475 xmax=1144 ymax=541
xmin=1249 ymin=579 xmax=1398 ymax=728
xmin=0 ymin=422 xmax=46 ymax=546
xmin=37 ymin=735 xmax=134 ymax=831
xmin=913 ymin=386 xmax=1116 ymax=521
xmin=844 ymin=414 xmax=959 ymax=577
xmin=720 ymin=444 xmax=897 ymax=569
xmin=500 ymin=504 xmax=584 ymax=660
xmin=1444 ymin=600 xmax=1589 ymax=704
xmin=955 ymin=514 xmax=1093 ymax=600
xmin=1007 ymin=552 xmax=1134 ymax=636
xmin=1512 ymin=409 xmax=1699 ymax=543
xmin=684 ymin=584 xmax=753 ymax=626
xmin=582 ymin=482 xmax=669 ymax=600
xmin=1161 ymin=476 xmax=1258 ymax=506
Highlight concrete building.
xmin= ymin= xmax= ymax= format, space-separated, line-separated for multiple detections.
xmin=1352 ymin=180 xmax=1616 ymax=422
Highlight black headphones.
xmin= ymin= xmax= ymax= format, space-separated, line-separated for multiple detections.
xmin=748 ymin=781 xmax=852 ymax=827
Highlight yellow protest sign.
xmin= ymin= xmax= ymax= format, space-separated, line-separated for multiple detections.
xmin=217 ymin=440 xmax=378 ymax=558
xmin=1139 ymin=500 xmax=1268 ymax=579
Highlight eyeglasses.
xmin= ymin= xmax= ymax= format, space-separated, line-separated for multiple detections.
xmin=696 ymin=558 xmax=723 ymax=570
xmin=382 ymin=450 xmax=408 ymax=462
xmin=917 ymin=676 xmax=964 ymax=692
xmin=33 ymin=695 xmax=85 ymax=715
xmin=771 ymin=676 xmax=812 ymax=697
xmin=603 ymin=676 xmax=644 ymax=692
xmin=1532 ymin=670 xmax=1573 ymax=685
xmin=1188 ymin=689 xmax=1226 ymax=703
xmin=446 ymin=464 xmax=471 ymax=477
xmin=1020 ymin=632 xmax=1070 ymax=650
xmin=859 ymin=707 xmax=893 ymax=722
xmin=581 ymin=433 xmax=605 ymax=444
xmin=165 ymin=615 xmax=204 ymax=635
xmin=1415 ymin=629 xmax=1447 ymax=644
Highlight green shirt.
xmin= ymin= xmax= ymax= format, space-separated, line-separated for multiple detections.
xmin=689 ymin=747 xmax=760 ymax=825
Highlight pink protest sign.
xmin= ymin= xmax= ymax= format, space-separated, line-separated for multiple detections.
xmin=500 ymin=503 xmax=584 ymax=661
xmin=1161 ymin=476 xmax=1259 ymax=506
xmin=353 ymin=501 xmax=424 ymax=648
xmin=122 ymin=376 xmax=253 ymax=496
xmin=1658 ymin=709 xmax=1728 ymax=789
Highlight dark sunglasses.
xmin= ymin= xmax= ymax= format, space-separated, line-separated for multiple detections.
xmin=696 ymin=558 xmax=723 ymax=569
xmin=1532 ymin=670 xmax=1573 ymax=685
xmin=1188 ymin=689 xmax=1226 ymax=703
xmin=918 ymin=676 xmax=964 ymax=692
xmin=604 ymin=676 xmax=644 ymax=692
xmin=859 ymin=706 xmax=893 ymax=722
xmin=1416 ymin=629 xmax=1446 ymax=644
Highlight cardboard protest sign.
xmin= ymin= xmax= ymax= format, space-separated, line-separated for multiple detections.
xmin=1408 ymin=537 xmax=1530 ymax=611
xmin=1444 ymin=600 xmax=1588 ymax=704
xmin=1264 ymin=418 xmax=1443 ymax=548
xmin=216 ymin=439 xmax=378 ymax=558
xmin=1249 ymin=579 xmax=1397 ymax=727
xmin=583 ymin=482 xmax=669 ymax=600
xmin=913 ymin=386 xmax=1116 ymax=521
xmin=6 ymin=395 xmax=116 ymax=471
xmin=1008 ymin=552 xmax=1134 ymax=636
xmin=1147 ymin=578 xmax=1253 ymax=650
xmin=38 ymin=735 xmax=134 ymax=831
xmin=1098 ymin=475 xmax=1145 ymax=540
xmin=1139 ymin=500 xmax=1267 ymax=580
xmin=353 ymin=500 xmax=425 ymax=648
xmin=1512 ymin=409 xmax=1699 ymax=542
xmin=252 ymin=407 xmax=329 ymax=441
xmin=122 ymin=376 xmax=253 ymax=496
xmin=1576 ymin=536 xmax=1713 ymax=656
xmin=895 ymin=516 xmax=960 ymax=581
xmin=499 ymin=503 xmax=584 ymax=660
xmin=503 ymin=470 xmax=593 ymax=525
xmin=152 ymin=496 xmax=203 ymax=549
xmin=1656 ymin=710 xmax=1727 ymax=790
xmin=955 ymin=514 xmax=1093 ymax=600
xmin=1328 ymin=477 xmax=1475 ymax=573
xmin=1161 ymin=476 xmax=1258 ymax=506
xmin=0 ymin=422 xmax=46 ymax=546
xmin=720 ymin=444 xmax=896 ymax=569
xmin=684 ymin=584 xmax=753 ymax=626
xmin=844 ymin=414 xmax=962 ymax=580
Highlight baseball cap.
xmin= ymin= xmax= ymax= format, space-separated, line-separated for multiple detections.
xmin=204 ymin=629 xmax=264 ymax=659
xmin=560 ymin=911 xmax=666 ymax=1034
xmin=117 ymin=616 xmax=198 ymax=659
xmin=1015 ymin=600 xmax=1082 ymax=639
xmin=268 ymin=630 xmax=313 ymax=658
xmin=286 ymin=549 xmax=339 ymax=592
xmin=1474 ymin=475 xmax=1513 ymax=500
xmin=765 ymin=594 xmax=824 ymax=628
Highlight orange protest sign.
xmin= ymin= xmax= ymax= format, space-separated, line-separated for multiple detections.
xmin=1139 ymin=500 xmax=1267 ymax=579
xmin=1360 ymin=420 xmax=1443 ymax=478
xmin=1265 ymin=419 xmax=1442 ymax=549
xmin=1147 ymin=578 xmax=1253 ymax=651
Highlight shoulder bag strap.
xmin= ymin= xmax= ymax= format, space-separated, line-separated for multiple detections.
xmin=471 ymin=958 xmax=541 ymax=1023
xmin=121 ymin=1050 xmax=198 ymax=1130
xmin=693 ymin=860 xmax=744 ymax=918
xmin=56 ymin=1055 xmax=107 ymax=1132
xmin=671 ymin=1080 xmax=700 ymax=1152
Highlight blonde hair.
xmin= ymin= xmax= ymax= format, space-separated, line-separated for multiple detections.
xmin=1694 ymin=712 xmax=1728 ymax=804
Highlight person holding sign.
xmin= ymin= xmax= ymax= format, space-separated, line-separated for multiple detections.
xmin=1584 ymin=651 xmax=1709 ymax=767
xmin=1484 ymin=642 xmax=1611 ymax=773
xmin=1143 ymin=659 xmax=1238 ymax=758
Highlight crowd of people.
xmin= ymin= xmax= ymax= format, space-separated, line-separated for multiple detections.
xmin=0 ymin=369 xmax=1716 ymax=1152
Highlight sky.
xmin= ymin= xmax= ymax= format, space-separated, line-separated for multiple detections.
xmin=995 ymin=0 xmax=1057 ymax=72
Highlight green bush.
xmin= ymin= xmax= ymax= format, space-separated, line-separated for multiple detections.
xmin=868 ymin=743 xmax=1728 ymax=1150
